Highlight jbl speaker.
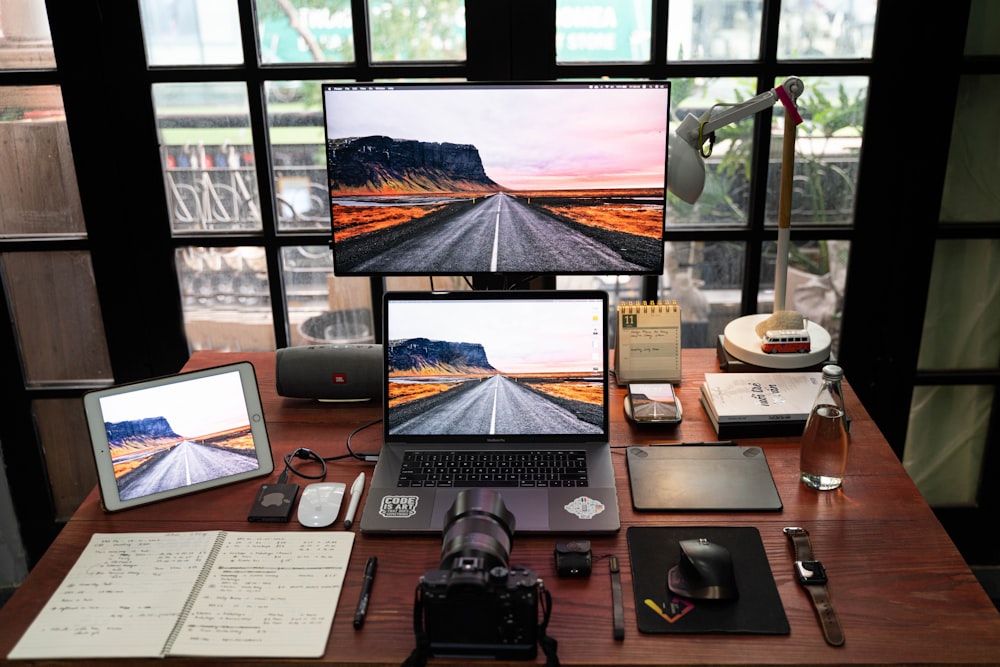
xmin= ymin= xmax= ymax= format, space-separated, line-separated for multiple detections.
xmin=275 ymin=344 xmax=383 ymax=401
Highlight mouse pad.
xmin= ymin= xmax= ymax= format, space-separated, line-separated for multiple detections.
xmin=627 ymin=526 xmax=789 ymax=635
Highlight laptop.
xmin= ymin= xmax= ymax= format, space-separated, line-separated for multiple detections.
xmin=358 ymin=290 xmax=621 ymax=534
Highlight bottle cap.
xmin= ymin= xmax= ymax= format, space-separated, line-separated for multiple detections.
xmin=822 ymin=364 xmax=843 ymax=380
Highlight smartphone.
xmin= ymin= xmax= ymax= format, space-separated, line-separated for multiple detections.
xmin=626 ymin=383 xmax=682 ymax=424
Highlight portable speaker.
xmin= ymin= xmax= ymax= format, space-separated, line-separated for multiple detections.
xmin=275 ymin=344 xmax=383 ymax=401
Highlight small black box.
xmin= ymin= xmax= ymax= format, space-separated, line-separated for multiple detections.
xmin=247 ymin=483 xmax=299 ymax=522
xmin=554 ymin=539 xmax=592 ymax=577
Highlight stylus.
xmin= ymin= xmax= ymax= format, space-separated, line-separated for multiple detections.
xmin=353 ymin=556 xmax=377 ymax=630
xmin=343 ymin=472 xmax=365 ymax=529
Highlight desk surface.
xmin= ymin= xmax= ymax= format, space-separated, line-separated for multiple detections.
xmin=3 ymin=349 xmax=999 ymax=666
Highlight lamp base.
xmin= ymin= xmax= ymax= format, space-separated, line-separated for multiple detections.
xmin=722 ymin=314 xmax=832 ymax=370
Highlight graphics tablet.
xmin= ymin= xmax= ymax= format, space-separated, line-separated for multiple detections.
xmin=626 ymin=445 xmax=782 ymax=511
xmin=84 ymin=362 xmax=274 ymax=512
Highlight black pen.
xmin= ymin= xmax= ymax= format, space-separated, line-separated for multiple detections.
xmin=353 ymin=556 xmax=377 ymax=629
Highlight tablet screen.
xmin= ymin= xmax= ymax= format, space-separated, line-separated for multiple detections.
xmin=84 ymin=362 xmax=274 ymax=511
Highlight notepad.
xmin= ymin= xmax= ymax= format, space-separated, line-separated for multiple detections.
xmin=7 ymin=531 xmax=355 ymax=660
xmin=614 ymin=301 xmax=682 ymax=385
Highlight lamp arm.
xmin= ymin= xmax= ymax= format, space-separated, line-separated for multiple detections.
xmin=674 ymin=77 xmax=804 ymax=150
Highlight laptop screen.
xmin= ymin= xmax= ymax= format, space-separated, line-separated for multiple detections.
xmin=322 ymin=81 xmax=669 ymax=277
xmin=384 ymin=291 xmax=609 ymax=443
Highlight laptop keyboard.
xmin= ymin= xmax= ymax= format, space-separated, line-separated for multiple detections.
xmin=397 ymin=450 xmax=589 ymax=488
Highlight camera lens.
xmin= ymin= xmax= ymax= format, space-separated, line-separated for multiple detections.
xmin=440 ymin=488 xmax=516 ymax=574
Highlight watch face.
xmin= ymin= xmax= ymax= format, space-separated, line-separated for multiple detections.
xmin=795 ymin=560 xmax=828 ymax=585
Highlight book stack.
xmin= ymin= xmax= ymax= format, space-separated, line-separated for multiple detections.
xmin=700 ymin=372 xmax=822 ymax=438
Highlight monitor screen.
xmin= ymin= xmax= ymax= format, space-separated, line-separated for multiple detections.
xmin=321 ymin=81 xmax=669 ymax=277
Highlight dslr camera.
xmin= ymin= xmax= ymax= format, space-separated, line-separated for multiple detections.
xmin=412 ymin=488 xmax=546 ymax=660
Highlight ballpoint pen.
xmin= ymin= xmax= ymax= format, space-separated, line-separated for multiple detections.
xmin=353 ymin=555 xmax=377 ymax=630
xmin=343 ymin=472 xmax=365 ymax=530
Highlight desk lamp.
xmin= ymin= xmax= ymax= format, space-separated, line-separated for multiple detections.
xmin=667 ymin=77 xmax=832 ymax=369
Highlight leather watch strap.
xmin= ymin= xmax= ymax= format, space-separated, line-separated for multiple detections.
xmin=784 ymin=527 xmax=845 ymax=647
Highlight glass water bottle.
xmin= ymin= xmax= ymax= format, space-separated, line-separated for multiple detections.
xmin=799 ymin=365 xmax=849 ymax=490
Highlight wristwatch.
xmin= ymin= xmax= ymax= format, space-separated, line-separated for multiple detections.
xmin=783 ymin=527 xmax=845 ymax=646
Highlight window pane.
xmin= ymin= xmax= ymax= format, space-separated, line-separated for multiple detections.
xmin=139 ymin=0 xmax=243 ymax=66
xmin=667 ymin=77 xmax=757 ymax=226
xmin=966 ymin=0 xmax=1000 ymax=55
xmin=0 ymin=86 xmax=85 ymax=237
xmin=904 ymin=384 xmax=992 ymax=506
xmin=175 ymin=246 xmax=275 ymax=351
xmin=282 ymin=246 xmax=375 ymax=346
xmin=940 ymin=75 xmax=1000 ymax=223
xmin=777 ymin=0 xmax=877 ymax=60
xmin=660 ymin=240 xmax=745 ymax=348
xmin=154 ymin=82 xmax=262 ymax=234
xmin=556 ymin=0 xmax=652 ymax=63
xmin=257 ymin=0 xmax=354 ymax=64
xmin=667 ymin=0 xmax=762 ymax=61
xmin=918 ymin=239 xmax=1000 ymax=371
xmin=368 ymin=0 xmax=466 ymax=63
xmin=757 ymin=239 xmax=849 ymax=357
xmin=764 ymin=76 xmax=867 ymax=227
xmin=0 ymin=0 xmax=55 ymax=69
xmin=266 ymin=81 xmax=330 ymax=232
xmin=1 ymin=251 xmax=112 ymax=387
xmin=34 ymin=398 xmax=95 ymax=519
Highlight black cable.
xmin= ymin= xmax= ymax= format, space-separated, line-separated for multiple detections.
xmin=282 ymin=447 xmax=328 ymax=480
xmin=320 ymin=418 xmax=382 ymax=463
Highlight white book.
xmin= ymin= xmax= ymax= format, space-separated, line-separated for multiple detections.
xmin=7 ymin=530 xmax=355 ymax=660
xmin=702 ymin=372 xmax=821 ymax=423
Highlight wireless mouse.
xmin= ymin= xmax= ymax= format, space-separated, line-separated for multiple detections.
xmin=297 ymin=482 xmax=346 ymax=528
xmin=667 ymin=538 xmax=739 ymax=601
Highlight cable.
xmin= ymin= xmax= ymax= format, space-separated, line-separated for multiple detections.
xmin=282 ymin=447 xmax=328 ymax=480
xmin=319 ymin=419 xmax=382 ymax=463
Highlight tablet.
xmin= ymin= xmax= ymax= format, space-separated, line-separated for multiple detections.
xmin=84 ymin=362 xmax=274 ymax=512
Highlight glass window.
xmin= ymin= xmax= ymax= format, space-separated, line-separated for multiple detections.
xmin=940 ymin=75 xmax=1000 ymax=223
xmin=175 ymin=246 xmax=275 ymax=352
xmin=368 ymin=0 xmax=466 ymax=63
xmin=257 ymin=0 xmax=354 ymax=64
xmin=667 ymin=0 xmax=763 ymax=61
xmin=777 ymin=0 xmax=877 ymax=60
xmin=966 ymin=0 xmax=1000 ymax=56
xmin=556 ymin=0 xmax=652 ymax=63
xmin=139 ymin=0 xmax=243 ymax=66
xmin=764 ymin=76 xmax=867 ymax=227
xmin=1 ymin=251 xmax=112 ymax=386
xmin=667 ymin=77 xmax=758 ymax=226
xmin=0 ymin=0 xmax=55 ymax=69
xmin=154 ymin=82 xmax=261 ymax=234
xmin=0 ymin=86 xmax=85 ymax=238
xmin=283 ymin=246 xmax=372 ymax=346
xmin=266 ymin=80 xmax=330 ymax=232
xmin=33 ymin=398 xmax=95 ymax=519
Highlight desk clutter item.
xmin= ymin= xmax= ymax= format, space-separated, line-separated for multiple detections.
xmin=700 ymin=371 xmax=821 ymax=438
xmin=626 ymin=445 xmax=782 ymax=511
xmin=7 ymin=530 xmax=355 ymax=660
xmin=626 ymin=526 xmax=789 ymax=635
xmin=614 ymin=300 xmax=681 ymax=385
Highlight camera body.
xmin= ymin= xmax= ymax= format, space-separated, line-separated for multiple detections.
xmin=419 ymin=556 xmax=541 ymax=659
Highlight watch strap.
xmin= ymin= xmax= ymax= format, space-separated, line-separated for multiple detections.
xmin=784 ymin=527 xmax=845 ymax=647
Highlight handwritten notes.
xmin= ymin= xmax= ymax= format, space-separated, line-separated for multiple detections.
xmin=7 ymin=531 xmax=355 ymax=660
xmin=614 ymin=301 xmax=682 ymax=384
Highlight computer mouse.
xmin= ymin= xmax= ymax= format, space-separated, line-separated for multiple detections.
xmin=667 ymin=538 xmax=739 ymax=601
xmin=297 ymin=482 xmax=346 ymax=528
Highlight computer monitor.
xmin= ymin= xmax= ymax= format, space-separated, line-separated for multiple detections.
xmin=321 ymin=81 xmax=668 ymax=278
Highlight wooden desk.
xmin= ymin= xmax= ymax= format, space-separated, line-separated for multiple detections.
xmin=3 ymin=349 xmax=999 ymax=666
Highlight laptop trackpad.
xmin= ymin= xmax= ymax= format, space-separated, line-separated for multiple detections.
xmin=432 ymin=489 xmax=549 ymax=531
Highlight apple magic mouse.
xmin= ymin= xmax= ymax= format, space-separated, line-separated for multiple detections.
xmin=297 ymin=482 xmax=346 ymax=528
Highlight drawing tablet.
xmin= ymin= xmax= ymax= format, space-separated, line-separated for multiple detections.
xmin=626 ymin=445 xmax=782 ymax=511
xmin=84 ymin=362 xmax=274 ymax=512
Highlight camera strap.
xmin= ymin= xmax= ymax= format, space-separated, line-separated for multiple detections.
xmin=401 ymin=582 xmax=560 ymax=667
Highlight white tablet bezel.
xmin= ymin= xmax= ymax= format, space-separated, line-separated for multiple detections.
xmin=83 ymin=362 xmax=274 ymax=512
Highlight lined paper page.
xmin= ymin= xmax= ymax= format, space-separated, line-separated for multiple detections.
xmin=7 ymin=531 xmax=219 ymax=659
xmin=167 ymin=531 xmax=355 ymax=658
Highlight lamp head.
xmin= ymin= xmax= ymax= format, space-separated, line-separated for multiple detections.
xmin=667 ymin=117 xmax=707 ymax=205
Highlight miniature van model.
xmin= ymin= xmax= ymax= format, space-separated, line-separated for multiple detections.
xmin=761 ymin=328 xmax=811 ymax=353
